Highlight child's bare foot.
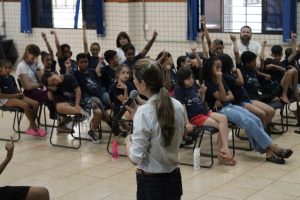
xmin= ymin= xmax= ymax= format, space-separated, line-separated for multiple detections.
xmin=280 ymin=96 xmax=290 ymax=104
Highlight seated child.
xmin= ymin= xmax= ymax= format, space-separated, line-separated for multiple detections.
xmin=41 ymin=72 xmax=101 ymax=143
xmin=175 ymin=67 xmax=236 ymax=166
xmin=219 ymin=53 xmax=275 ymax=127
xmin=50 ymin=30 xmax=77 ymax=74
xmin=41 ymin=32 xmax=57 ymax=73
xmin=156 ymin=51 xmax=176 ymax=96
xmin=261 ymin=43 xmax=298 ymax=104
xmin=203 ymin=57 xmax=293 ymax=164
xmin=101 ymin=50 xmax=119 ymax=91
xmin=122 ymin=30 xmax=158 ymax=69
xmin=109 ymin=64 xmax=136 ymax=120
xmin=82 ymin=21 xmax=105 ymax=69
xmin=0 ymin=60 xmax=46 ymax=137
xmin=73 ymin=53 xmax=112 ymax=128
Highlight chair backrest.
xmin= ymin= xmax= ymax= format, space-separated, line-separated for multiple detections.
xmin=17 ymin=79 xmax=23 ymax=92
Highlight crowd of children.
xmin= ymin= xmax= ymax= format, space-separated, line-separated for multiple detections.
xmin=0 ymin=17 xmax=298 ymax=165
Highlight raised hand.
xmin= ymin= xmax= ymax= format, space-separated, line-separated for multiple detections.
xmin=41 ymin=32 xmax=47 ymax=40
xmin=50 ymin=30 xmax=56 ymax=35
xmin=261 ymin=41 xmax=267 ymax=47
xmin=291 ymin=32 xmax=297 ymax=40
xmin=152 ymin=30 xmax=158 ymax=39
xmin=230 ymin=34 xmax=236 ymax=42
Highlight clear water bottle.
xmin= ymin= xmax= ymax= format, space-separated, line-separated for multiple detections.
xmin=193 ymin=147 xmax=201 ymax=170
xmin=112 ymin=140 xmax=119 ymax=159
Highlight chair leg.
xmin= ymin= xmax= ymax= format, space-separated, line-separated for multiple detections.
xmin=49 ymin=115 xmax=81 ymax=149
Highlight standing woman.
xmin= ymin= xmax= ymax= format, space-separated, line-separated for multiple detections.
xmin=125 ymin=58 xmax=185 ymax=200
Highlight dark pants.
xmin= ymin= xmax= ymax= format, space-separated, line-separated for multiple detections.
xmin=136 ymin=168 xmax=182 ymax=200
xmin=0 ymin=186 xmax=30 ymax=200
xmin=24 ymin=89 xmax=56 ymax=119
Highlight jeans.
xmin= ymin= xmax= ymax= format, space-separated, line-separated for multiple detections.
xmin=219 ymin=104 xmax=272 ymax=154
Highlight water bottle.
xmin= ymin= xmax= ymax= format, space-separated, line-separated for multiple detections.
xmin=193 ymin=147 xmax=201 ymax=170
xmin=112 ymin=140 xmax=119 ymax=159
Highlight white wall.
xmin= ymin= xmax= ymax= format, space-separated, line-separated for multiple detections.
xmin=0 ymin=1 xmax=299 ymax=67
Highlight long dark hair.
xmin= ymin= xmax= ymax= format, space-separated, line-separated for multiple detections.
xmin=202 ymin=57 xmax=221 ymax=83
xmin=116 ymin=32 xmax=131 ymax=48
xmin=133 ymin=58 xmax=175 ymax=146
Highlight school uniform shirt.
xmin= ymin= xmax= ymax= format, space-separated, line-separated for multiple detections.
xmin=58 ymin=58 xmax=77 ymax=74
xmin=223 ymin=73 xmax=250 ymax=104
xmin=122 ymin=53 xmax=144 ymax=69
xmin=110 ymin=81 xmax=136 ymax=115
xmin=205 ymin=81 xmax=231 ymax=110
xmin=239 ymin=65 xmax=261 ymax=99
xmin=87 ymin=53 xmax=102 ymax=69
xmin=16 ymin=60 xmax=42 ymax=84
xmin=0 ymin=75 xmax=18 ymax=94
xmin=73 ymin=69 xmax=105 ymax=99
xmin=175 ymin=85 xmax=209 ymax=119
xmin=100 ymin=65 xmax=116 ymax=91
xmin=130 ymin=94 xmax=185 ymax=173
xmin=264 ymin=58 xmax=285 ymax=82
xmin=54 ymin=74 xmax=79 ymax=102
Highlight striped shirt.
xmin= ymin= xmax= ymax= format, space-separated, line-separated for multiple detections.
xmin=129 ymin=94 xmax=185 ymax=173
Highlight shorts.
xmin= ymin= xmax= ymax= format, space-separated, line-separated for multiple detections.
xmin=190 ymin=112 xmax=212 ymax=127
xmin=0 ymin=186 xmax=30 ymax=200
xmin=0 ymin=98 xmax=8 ymax=106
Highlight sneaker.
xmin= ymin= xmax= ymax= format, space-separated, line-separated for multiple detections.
xmin=88 ymin=130 xmax=101 ymax=144
xmin=37 ymin=128 xmax=47 ymax=137
xmin=80 ymin=110 xmax=90 ymax=119
xmin=26 ymin=128 xmax=39 ymax=137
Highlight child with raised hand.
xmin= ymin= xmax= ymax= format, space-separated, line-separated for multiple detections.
xmin=41 ymin=32 xmax=57 ymax=73
xmin=0 ymin=60 xmax=47 ymax=137
xmin=123 ymin=30 xmax=158 ymax=69
xmin=50 ymin=30 xmax=77 ymax=74
xmin=175 ymin=67 xmax=236 ymax=166
xmin=82 ymin=21 xmax=104 ymax=69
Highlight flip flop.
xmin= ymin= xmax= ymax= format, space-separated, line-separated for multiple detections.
xmin=218 ymin=152 xmax=236 ymax=166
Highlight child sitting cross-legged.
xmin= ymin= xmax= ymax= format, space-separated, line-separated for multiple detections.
xmin=42 ymin=72 xmax=101 ymax=143
xmin=0 ymin=60 xmax=47 ymax=137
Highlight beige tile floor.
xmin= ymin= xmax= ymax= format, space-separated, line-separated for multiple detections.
xmin=0 ymin=109 xmax=300 ymax=200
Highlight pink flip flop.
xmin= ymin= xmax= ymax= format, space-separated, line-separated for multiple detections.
xmin=26 ymin=128 xmax=39 ymax=137
xmin=37 ymin=128 xmax=47 ymax=137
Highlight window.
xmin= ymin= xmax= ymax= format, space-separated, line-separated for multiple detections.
xmin=224 ymin=0 xmax=262 ymax=33
xmin=52 ymin=0 xmax=83 ymax=28
xmin=200 ymin=0 xmax=282 ymax=34
xmin=31 ymin=0 xmax=98 ymax=29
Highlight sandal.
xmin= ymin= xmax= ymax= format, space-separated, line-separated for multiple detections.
xmin=218 ymin=152 xmax=236 ymax=166
xmin=275 ymin=149 xmax=293 ymax=159
xmin=266 ymin=154 xmax=285 ymax=164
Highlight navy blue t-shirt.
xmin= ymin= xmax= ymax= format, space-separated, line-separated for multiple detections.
xmin=205 ymin=81 xmax=230 ymax=110
xmin=73 ymin=69 xmax=105 ymax=99
xmin=58 ymin=58 xmax=77 ymax=74
xmin=101 ymin=65 xmax=116 ymax=91
xmin=110 ymin=81 xmax=136 ymax=115
xmin=240 ymin=65 xmax=260 ymax=99
xmin=264 ymin=58 xmax=285 ymax=82
xmin=223 ymin=73 xmax=250 ymax=104
xmin=0 ymin=75 xmax=19 ymax=94
xmin=122 ymin=53 xmax=144 ymax=70
xmin=175 ymin=85 xmax=209 ymax=119
xmin=87 ymin=53 xmax=102 ymax=69
xmin=54 ymin=74 xmax=79 ymax=102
